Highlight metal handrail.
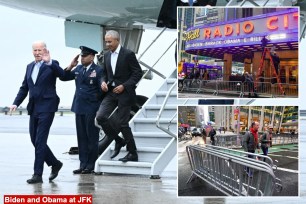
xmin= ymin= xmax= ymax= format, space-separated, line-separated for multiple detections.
xmin=137 ymin=27 xmax=167 ymax=61
xmin=138 ymin=31 xmax=177 ymax=82
xmin=241 ymin=0 xmax=260 ymax=6
xmin=138 ymin=38 xmax=177 ymax=80
xmin=156 ymin=80 xmax=177 ymax=139
xmin=152 ymin=38 xmax=177 ymax=68
xmin=139 ymin=61 xmax=166 ymax=79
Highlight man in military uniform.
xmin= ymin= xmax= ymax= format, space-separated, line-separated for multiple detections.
xmin=60 ymin=46 xmax=103 ymax=174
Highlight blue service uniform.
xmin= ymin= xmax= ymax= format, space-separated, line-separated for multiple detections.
xmin=60 ymin=63 xmax=103 ymax=170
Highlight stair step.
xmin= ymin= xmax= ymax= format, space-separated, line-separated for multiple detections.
xmin=110 ymin=146 xmax=163 ymax=153
xmin=155 ymin=91 xmax=177 ymax=97
xmin=98 ymin=160 xmax=152 ymax=168
xmin=103 ymin=149 xmax=160 ymax=163
xmin=167 ymin=78 xmax=176 ymax=83
xmin=158 ymin=78 xmax=177 ymax=91
xmin=133 ymin=118 xmax=177 ymax=123
xmin=133 ymin=132 xmax=172 ymax=147
xmin=135 ymin=138 xmax=170 ymax=147
xmin=96 ymin=160 xmax=152 ymax=175
xmin=132 ymin=118 xmax=177 ymax=132
xmin=133 ymin=132 xmax=171 ymax=138
xmin=144 ymin=104 xmax=177 ymax=109
xmin=153 ymin=91 xmax=178 ymax=104
xmin=142 ymin=104 xmax=177 ymax=117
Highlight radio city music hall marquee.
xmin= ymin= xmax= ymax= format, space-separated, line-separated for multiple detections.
xmin=184 ymin=9 xmax=298 ymax=50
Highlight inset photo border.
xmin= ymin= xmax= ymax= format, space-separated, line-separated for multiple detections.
xmin=178 ymin=105 xmax=299 ymax=196
xmin=177 ymin=7 xmax=299 ymax=99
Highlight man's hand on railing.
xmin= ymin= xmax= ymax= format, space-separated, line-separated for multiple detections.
xmin=9 ymin=105 xmax=17 ymax=116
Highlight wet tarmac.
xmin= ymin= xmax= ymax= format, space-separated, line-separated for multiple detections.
xmin=0 ymin=114 xmax=305 ymax=203
xmin=0 ymin=114 xmax=206 ymax=204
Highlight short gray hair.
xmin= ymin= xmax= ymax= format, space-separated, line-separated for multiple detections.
xmin=105 ymin=30 xmax=120 ymax=41
xmin=32 ymin=41 xmax=47 ymax=49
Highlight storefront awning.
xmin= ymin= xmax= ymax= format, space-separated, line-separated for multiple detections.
xmin=186 ymin=42 xmax=298 ymax=62
xmin=184 ymin=8 xmax=299 ymax=62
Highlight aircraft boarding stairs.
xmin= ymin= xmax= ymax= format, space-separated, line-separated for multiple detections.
xmin=94 ymin=70 xmax=191 ymax=178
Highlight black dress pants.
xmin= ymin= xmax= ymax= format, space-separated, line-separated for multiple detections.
xmin=96 ymin=92 xmax=137 ymax=152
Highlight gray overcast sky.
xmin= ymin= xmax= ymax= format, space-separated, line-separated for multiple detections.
xmin=0 ymin=5 xmax=78 ymax=107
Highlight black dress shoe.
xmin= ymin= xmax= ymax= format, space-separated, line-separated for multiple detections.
xmin=118 ymin=152 xmax=138 ymax=162
xmin=73 ymin=168 xmax=83 ymax=174
xmin=49 ymin=161 xmax=63 ymax=181
xmin=27 ymin=175 xmax=43 ymax=184
xmin=110 ymin=140 xmax=126 ymax=159
xmin=81 ymin=169 xmax=94 ymax=174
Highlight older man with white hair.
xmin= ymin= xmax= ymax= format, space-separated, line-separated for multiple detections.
xmin=10 ymin=41 xmax=64 ymax=183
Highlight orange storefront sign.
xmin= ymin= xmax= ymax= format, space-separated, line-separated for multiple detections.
xmin=204 ymin=21 xmax=254 ymax=39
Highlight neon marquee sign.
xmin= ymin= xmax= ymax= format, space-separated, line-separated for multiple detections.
xmin=184 ymin=10 xmax=298 ymax=41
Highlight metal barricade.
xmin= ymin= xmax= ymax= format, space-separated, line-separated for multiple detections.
xmin=215 ymin=81 xmax=243 ymax=97
xmin=215 ymin=134 xmax=241 ymax=148
xmin=271 ymin=83 xmax=298 ymax=97
xmin=181 ymin=79 xmax=201 ymax=93
xmin=272 ymin=134 xmax=298 ymax=145
xmin=197 ymin=80 xmax=217 ymax=95
xmin=180 ymin=80 xmax=298 ymax=98
xmin=186 ymin=145 xmax=282 ymax=196
xmin=242 ymin=81 xmax=272 ymax=97
xmin=204 ymin=144 xmax=275 ymax=167
xmin=255 ymin=82 xmax=272 ymax=97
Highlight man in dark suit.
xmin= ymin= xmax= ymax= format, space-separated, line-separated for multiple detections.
xmin=60 ymin=46 xmax=103 ymax=174
xmin=96 ymin=30 xmax=143 ymax=162
xmin=10 ymin=41 xmax=64 ymax=184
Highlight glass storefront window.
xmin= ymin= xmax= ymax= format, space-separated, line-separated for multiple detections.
xmin=289 ymin=66 xmax=298 ymax=84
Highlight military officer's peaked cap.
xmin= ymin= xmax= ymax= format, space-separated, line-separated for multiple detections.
xmin=80 ymin=46 xmax=98 ymax=56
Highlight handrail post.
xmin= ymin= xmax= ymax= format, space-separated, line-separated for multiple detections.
xmin=156 ymin=80 xmax=177 ymax=139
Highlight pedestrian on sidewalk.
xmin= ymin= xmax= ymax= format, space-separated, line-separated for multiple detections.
xmin=243 ymin=121 xmax=260 ymax=177
xmin=260 ymin=125 xmax=273 ymax=162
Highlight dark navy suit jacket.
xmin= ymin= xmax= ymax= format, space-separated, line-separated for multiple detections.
xmin=102 ymin=47 xmax=142 ymax=105
xmin=60 ymin=63 xmax=103 ymax=114
xmin=13 ymin=60 xmax=64 ymax=114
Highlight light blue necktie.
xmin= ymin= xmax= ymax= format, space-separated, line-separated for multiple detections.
xmin=188 ymin=0 xmax=193 ymax=6
xmin=31 ymin=62 xmax=42 ymax=84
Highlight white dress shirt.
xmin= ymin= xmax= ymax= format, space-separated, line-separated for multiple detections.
xmin=110 ymin=45 xmax=121 ymax=86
